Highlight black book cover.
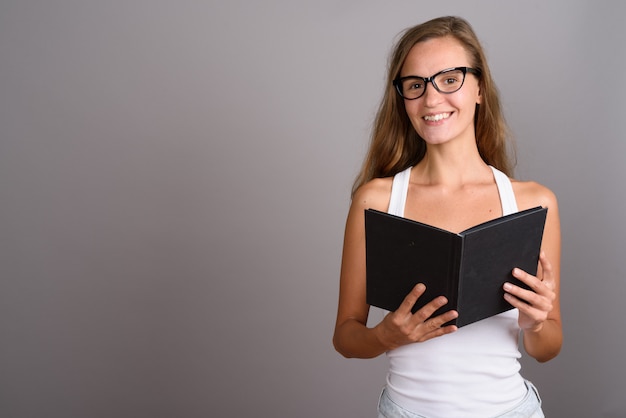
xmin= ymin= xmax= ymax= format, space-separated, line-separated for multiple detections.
xmin=365 ymin=206 xmax=547 ymax=327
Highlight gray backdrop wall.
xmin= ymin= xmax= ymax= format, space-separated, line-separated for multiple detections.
xmin=1 ymin=1 xmax=625 ymax=417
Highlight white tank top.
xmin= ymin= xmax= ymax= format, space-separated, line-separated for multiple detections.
xmin=384 ymin=166 xmax=527 ymax=417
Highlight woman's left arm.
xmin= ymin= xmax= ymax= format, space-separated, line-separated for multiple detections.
xmin=504 ymin=184 xmax=562 ymax=362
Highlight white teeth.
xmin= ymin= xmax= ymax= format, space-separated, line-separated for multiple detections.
xmin=423 ymin=113 xmax=450 ymax=122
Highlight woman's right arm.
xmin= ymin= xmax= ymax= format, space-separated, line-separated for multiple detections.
xmin=332 ymin=182 xmax=459 ymax=359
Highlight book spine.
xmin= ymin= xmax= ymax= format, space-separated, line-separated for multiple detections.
xmin=448 ymin=236 xmax=462 ymax=311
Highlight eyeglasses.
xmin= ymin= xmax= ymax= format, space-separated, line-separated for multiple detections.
xmin=393 ymin=67 xmax=481 ymax=100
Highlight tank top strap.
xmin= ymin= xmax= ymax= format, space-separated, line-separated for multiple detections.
xmin=389 ymin=166 xmax=517 ymax=217
xmin=489 ymin=166 xmax=518 ymax=216
xmin=388 ymin=166 xmax=412 ymax=217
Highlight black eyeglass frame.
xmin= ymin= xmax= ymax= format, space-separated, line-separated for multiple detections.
xmin=392 ymin=66 xmax=482 ymax=100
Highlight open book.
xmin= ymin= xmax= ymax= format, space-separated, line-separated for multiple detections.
xmin=365 ymin=206 xmax=547 ymax=327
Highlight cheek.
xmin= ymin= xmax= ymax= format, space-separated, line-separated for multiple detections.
xmin=403 ymin=100 xmax=421 ymax=116
xmin=455 ymin=89 xmax=481 ymax=110
xmin=469 ymin=83 xmax=481 ymax=104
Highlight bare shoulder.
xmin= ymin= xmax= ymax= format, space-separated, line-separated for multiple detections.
xmin=351 ymin=177 xmax=394 ymax=213
xmin=511 ymin=178 xmax=558 ymax=211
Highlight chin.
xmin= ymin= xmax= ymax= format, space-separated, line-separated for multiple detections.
xmin=419 ymin=134 xmax=454 ymax=145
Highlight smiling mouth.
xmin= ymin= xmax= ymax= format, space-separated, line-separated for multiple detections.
xmin=423 ymin=112 xmax=451 ymax=122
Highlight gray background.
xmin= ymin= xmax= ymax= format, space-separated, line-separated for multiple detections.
xmin=1 ymin=1 xmax=624 ymax=417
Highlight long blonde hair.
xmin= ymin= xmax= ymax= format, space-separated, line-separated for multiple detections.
xmin=352 ymin=16 xmax=514 ymax=197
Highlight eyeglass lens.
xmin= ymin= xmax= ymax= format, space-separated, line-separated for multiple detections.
xmin=398 ymin=68 xmax=466 ymax=99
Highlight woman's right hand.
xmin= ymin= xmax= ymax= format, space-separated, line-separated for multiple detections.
xmin=373 ymin=283 xmax=459 ymax=350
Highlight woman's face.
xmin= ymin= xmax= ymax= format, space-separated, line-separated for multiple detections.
xmin=400 ymin=36 xmax=481 ymax=146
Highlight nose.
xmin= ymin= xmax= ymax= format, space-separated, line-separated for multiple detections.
xmin=422 ymin=80 xmax=443 ymax=106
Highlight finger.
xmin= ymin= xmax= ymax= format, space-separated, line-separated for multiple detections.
xmin=512 ymin=267 xmax=554 ymax=296
xmin=417 ymin=325 xmax=458 ymax=342
xmin=539 ymin=251 xmax=552 ymax=273
xmin=426 ymin=310 xmax=459 ymax=330
xmin=410 ymin=294 xmax=450 ymax=325
xmin=504 ymin=284 xmax=553 ymax=312
xmin=504 ymin=293 xmax=550 ymax=324
xmin=512 ymin=267 xmax=541 ymax=288
xmin=504 ymin=280 xmax=537 ymax=303
xmin=416 ymin=315 xmax=458 ymax=342
xmin=538 ymin=252 xmax=556 ymax=289
xmin=396 ymin=283 xmax=426 ymax=315
xmin=509 ymin=269 xmax=548 ymax=305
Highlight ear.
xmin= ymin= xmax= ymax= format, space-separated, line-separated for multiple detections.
xmin=476 ymin=85 xmax=482 ymax=105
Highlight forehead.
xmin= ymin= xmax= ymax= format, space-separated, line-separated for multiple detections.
xmin=401 ymin=36 xmax=472 ymax=77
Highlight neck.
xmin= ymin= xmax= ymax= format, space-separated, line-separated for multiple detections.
xmin=413 ymin=142 xmax=490 ymax=186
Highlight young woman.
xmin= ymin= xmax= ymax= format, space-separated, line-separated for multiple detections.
xmin=333 ymin=16 xmax=561 ymax=417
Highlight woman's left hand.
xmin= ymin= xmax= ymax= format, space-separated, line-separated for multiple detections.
xmin=503 ymin=252 xmax=556 ymax=333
